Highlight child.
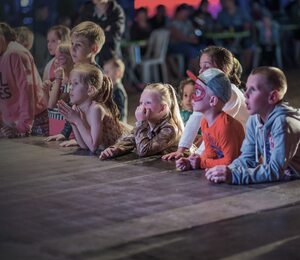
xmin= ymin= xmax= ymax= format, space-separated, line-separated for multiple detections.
xmin=15 ymin=26 xmax=34 ymax=50
xmin=43 ymin=25 xmax=70 ymax=82
xmin=99 ymin=83 xmax=184 ymax=159
xmin=103 ymin=57 xmax=128 ymax=123
xmin=47 ymin=43 xmax=73 ymax=108
xmin=45 ymin=21 xmax=105 ymax=144
xmin=162 ymin=45 xmax=248 ymax=160
xmin=46 ymin=43 xmax=73 ymax=137
xmin=0 ymin=22 xmax=48 ymax=137
xmin=178 ymin=78 xmax=194 ymax=125
xmin=176 ymin=68 xmax=245 ymax=171
xmin=205 ymin=67 xmax=300 ymax=184
xmin=58 ymin=63 xmax=123 ymax=153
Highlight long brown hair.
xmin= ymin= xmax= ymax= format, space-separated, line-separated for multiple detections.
xmin=200 ymin=45 xmax=241 ymax=86
xmin=71 ymin=63 xmax=121 ymax=123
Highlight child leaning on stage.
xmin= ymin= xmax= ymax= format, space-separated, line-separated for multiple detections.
xmin=206 ymin=67 xmax=300 ymax=184
xmin=0 ymin=22 xmax=48 ymax=138
xmin=99 ymin=83 xmax=184 ymax=159
xmin=58 ymin=63 xmax=124 ymax=153
xmin=176 ymin=68 xmax=245 ymax=171
xmin=46 ymin=21 xmax=105 ymax=145
xmin=162 ymin=46 xmax=248 ymax=160
xmin=103 ymin=57 xmax=128 ymax=123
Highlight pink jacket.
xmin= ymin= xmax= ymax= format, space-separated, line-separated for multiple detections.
xmin=0 ymin=41 xmax=47 ymax=133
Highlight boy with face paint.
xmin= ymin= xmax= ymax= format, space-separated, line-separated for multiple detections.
xmin=176 ymin=68 xmax=245 ymax=171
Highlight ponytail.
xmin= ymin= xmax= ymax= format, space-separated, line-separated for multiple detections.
xmin=164 ymin=84 xmax=184 ymax=136
xmin=95 ymin=75 xmax=120 ymax=123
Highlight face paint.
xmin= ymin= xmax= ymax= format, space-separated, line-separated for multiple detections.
xmin=186 ymin=69 xmax=206 ymax=102
xmin=192 ymin=79 xmax=206 ymax=102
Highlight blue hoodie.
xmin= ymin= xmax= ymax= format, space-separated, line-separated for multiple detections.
xmin=229 ymin=103 xmax=300 ymax=184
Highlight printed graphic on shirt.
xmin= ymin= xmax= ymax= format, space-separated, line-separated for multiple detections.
xmin=0 ymin=72 xmax=12 ymax=99
xmin=204 ymin=132 xmax=224 ymax=158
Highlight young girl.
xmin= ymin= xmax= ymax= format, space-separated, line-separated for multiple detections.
xmin=162 ymin=45 xmax=248 ymax=160
xmin=178 ymin=78 xmax=194 ymax=125
xmin=58 ymin=63 xmax=125 ymax=153
xmin=45 ymin=43 xmax=74 ymax=137
xmin=43 ymin=25 xmax=70 ymax=82
xmin=100 ymin=83 xmax=184 ymax=159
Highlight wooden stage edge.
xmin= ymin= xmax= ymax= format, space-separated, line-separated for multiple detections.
xmin=1 ymin=137 xmax=300 ymax=260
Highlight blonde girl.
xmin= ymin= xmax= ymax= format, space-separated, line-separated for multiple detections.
xmin=100 ymin=83 xmax=184 ymax=159
xmin=58 ymin=63 xmax=124 ymax=153
xmin=43 ymin=25 xmax=70 ymax=81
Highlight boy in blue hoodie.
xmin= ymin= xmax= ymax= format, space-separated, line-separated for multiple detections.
xmin=205 ymin=66 xmax=300 ymax=184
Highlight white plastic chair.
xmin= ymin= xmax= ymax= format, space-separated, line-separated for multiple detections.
xmin=139 ymin=29 xmax=170 ymax=83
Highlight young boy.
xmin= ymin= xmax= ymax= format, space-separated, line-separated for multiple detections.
xmin=206 ymin=66 xmax=300 ymax=184
xmin=46 ymin=21 xmax=106 ymax=144
xmin=176 ymin=68 xmax=245 ymax=171
xmin=0 ymin=22 xmax=48 ymax=138
xmin=103 ymin=57 xmax=128 ymax=123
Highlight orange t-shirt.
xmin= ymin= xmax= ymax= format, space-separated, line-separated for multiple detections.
xmin=200 ymin=111 xmax=245 ymax=169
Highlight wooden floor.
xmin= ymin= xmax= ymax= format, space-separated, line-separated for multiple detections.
xmin=1 ymin=137 xmax=300 ymax=260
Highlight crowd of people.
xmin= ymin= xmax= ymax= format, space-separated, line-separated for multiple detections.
xmin=0 ymin=0 xmax=300 ymax=186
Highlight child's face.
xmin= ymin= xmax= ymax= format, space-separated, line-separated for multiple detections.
xmin=47 ymin=31 xmax=61 ymax=56
xmin=191 ymin=80 xmax=212 ymax=112
xmin=69 ymin=72 xmax=89 ymax=104
xmin=71 ymin=34 xmax=93 ymax=64
xmin=244 ymin=74 xmax=272 ymax=116
xmin=181 ymin=83 xmax=194 ymax=111
xmin=139 ymin=90 xmax=165 ymax=121
xmin=199 ymin=53 xmax=215 ymax=74
xmin=103 ymin=62 xmax=118 ymax=83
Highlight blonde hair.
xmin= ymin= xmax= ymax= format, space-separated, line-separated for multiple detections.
xmin=106 ymin=57 xmax=125 ymax=79
xmin=71 ymin=21 xmax=105 ymax=54
xmin=200 ymin=46 xmax=241 ymax=86
xmin=250 ymin=66 xmax=287 ymax=100
xmin=47 ymin=25 xmax=70 ymax=42
xmin=144 ymin=83 xmax=184 ymax=135
xmin=15 ymin=26 xmax=34 ymax=50
xmin=71 ymin=63 xmax=121 ymax=123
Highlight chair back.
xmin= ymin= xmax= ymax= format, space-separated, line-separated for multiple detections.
xmin=144 ymin=29 xmax=170 ymax=61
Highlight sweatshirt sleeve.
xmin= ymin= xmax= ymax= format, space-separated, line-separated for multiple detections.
xmin=134 ymin=121 xmax=177 ymax=157
xmin=12 ymin=53 xmax=35 ymax=133
xmin=229 ymin=116 xmax=299 ymax=184
xmin=200 ymin=121 xmax=244 ymax=169
xmin=178 ymin=112 xmax=202 ymax=148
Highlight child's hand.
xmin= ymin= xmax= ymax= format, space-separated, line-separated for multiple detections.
xmin=175 ymin=157 xmax=191 ymax=171
xmin=58 ymin=100 xmax=80 ymax=125
xmin=54 ymin=66 xmax=64 ymax=82
xmin=188 ymin=153 xmax=200 ymax=170
xmin=162 ymin=150 xmax=185 ymax=160
xmin=44 ymin=134 xmax=66 ymax=142
xmin=135 ymin=105 xmax=150 ymax=122
xmin=99 ymin=147 xmax=120 ymax=160
xmin=43 ymin=80 xmax=52 ymax=93
xmin=59 ymin=139 xmax=78 ymax=147
xmin=205 ymin=165 xmax=231 ymax=183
